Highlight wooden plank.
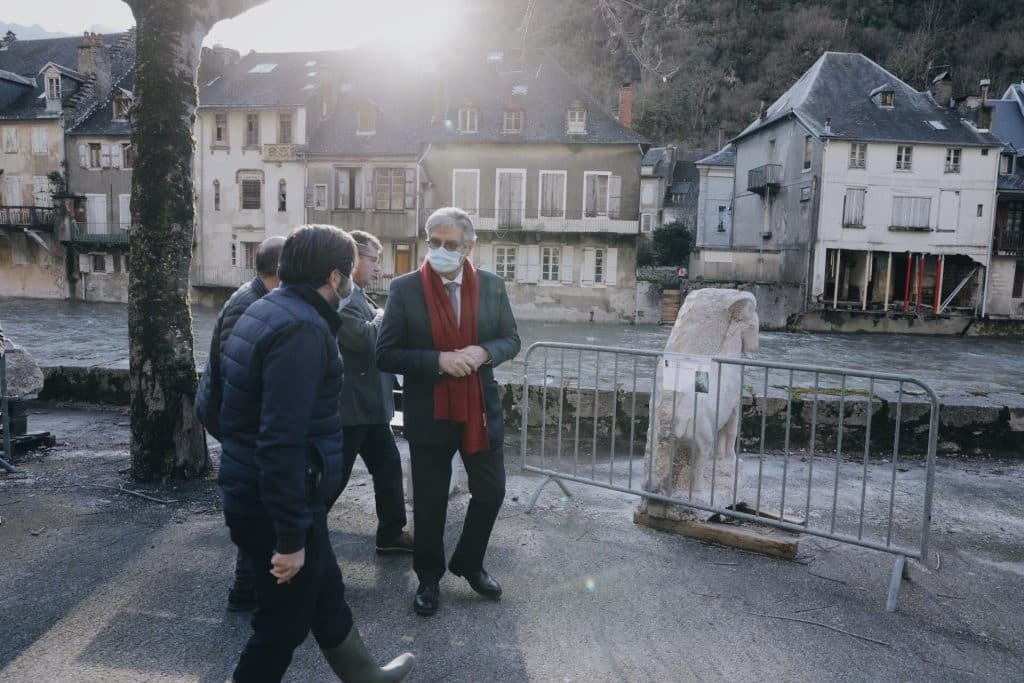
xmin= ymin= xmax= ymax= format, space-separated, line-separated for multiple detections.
xmin=634 ymin=510 xmax=799 ymax=560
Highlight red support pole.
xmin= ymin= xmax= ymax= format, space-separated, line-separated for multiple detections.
xmin=933 ymin=255 xmax=944 ymax=313
xmin=916 ymin=254 xmax=925 ymax=314
xmin=903 ymin=252 xmax=913 ymax=313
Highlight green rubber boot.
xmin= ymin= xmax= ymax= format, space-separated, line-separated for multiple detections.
xmin=321 ymin=627 xmax=414 ymax=682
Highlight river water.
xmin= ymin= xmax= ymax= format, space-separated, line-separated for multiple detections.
xmin=1 ymin=297 xmax=1021 ymax=403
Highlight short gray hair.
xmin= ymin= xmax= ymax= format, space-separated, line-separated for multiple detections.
xmin=425 ymin=207 xmax=476 ymax=244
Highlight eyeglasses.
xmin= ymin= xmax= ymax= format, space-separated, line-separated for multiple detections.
xmin=427 ymin=238 xmax=464 ymax=252
xmin=358 ymin=251 xmax=380 ymax=263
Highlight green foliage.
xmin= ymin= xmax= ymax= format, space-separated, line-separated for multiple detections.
xmin=494 ymin=0 xmax=1024 ymax=148
xmin=651 ymin=222 xmax=693 ymax=267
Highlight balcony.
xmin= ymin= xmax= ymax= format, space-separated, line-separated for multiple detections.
xmin=69 ymin=221 xmax=130 ymax=246
xmin=747 ymin=164 xmax=782 ymax=195
xmin=366 ymin=272 xmax=397 ymax=295
xmin=0 ymin=206 xmax=56 ymax=230
xmin=428 ymin=205 xmax=638 ymax=235
xmin=262 ymin=143 xmax=297 ymax=162
xmin=994 ymin=228 xmax=1024 ymax=255
xmin=312 ymin=208 xmax=417 ymax=239
xmin=191 ymin=265 xmax=256 ymax=288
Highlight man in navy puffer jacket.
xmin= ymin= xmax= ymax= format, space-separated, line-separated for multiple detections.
xmin=219 ymin=224 xmax=413 ymax=683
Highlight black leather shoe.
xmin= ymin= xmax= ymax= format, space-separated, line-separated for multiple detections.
xmin=449 ymin=565 xmax=502 ymax=599
xmin=413 ymin=582 xmax=439 ymax=616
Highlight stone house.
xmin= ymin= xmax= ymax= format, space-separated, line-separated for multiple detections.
xmin=691 ymin=53 xmax=1003 ymax=321
xmin=0 ymin=31 xmax=133 ymax=299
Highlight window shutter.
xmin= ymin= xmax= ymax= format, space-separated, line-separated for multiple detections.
xmin=475 ymin=243 xmax=493 ymax=272
xmin=335 ymin=169 xmax=349 ymax=209
xmin=364 ymin=171 xmax=374 ymax=210
xmin=119 ymin=194 xmax=131 ymax=230
xmin=111 ymin=143 xmax=122 ymax=169
xmin=304 ymin=184 xmax=315 ymax=208
xmin=515 ymin=246 xmax=529 ymax=283
xmin=79 ymin=254 xmax=92 ymax=273
xmin=605 ymin=248 xmax=619 ymax=285
xmin=526 ymin=245 xmax=540 ymax=283
xmin=560 ymin=245 xmax=574 ymax=284
xmin=100 ymin=143 xmax=112 ymax=168
xmin=78 ymin=144 xmax=88 ymax=168
xmin=353 ymin=168 xmax=363 ymax=209
xmin=581 ymin=247 xmax=596 ymax=285
xmin=104 ymin=255 xmax=116 ymax=273
xmin=405 ymin=168 xmax=416 ymax=209
xmin=608 ymin=175 xmax=622 ymax=217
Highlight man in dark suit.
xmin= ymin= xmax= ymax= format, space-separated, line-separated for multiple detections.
xmin=196 ymin=234 xmax=285 ymax=612
xmin=377 ymin=207 xmax=520 ymax=617
xmin=331 ymin=230 xmax=413 ymax=554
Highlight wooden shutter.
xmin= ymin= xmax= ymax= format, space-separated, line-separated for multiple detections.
xmin=526 ymin=245 xmax=540 ymax=283
xmin=475 ymin=243 xmax=493 ymax=272
xmin=605 ymin=247 xmax=619 ymax=285
xmin=515 ymin=246 xmax=529 ymax=283
xmin=111 ymin=143 xmax=122 ymax=169
xmin=581 ymin=247 xmax=596 ymax=285
xmin=79 ymin=254 xmax=92 ymax=273
xmin=405 ymin=167 xmax=416 ymax=209
xmin=78 ymin=144 xmax=88 ymax=168
xmin=100 ymin=143 xmax=112 ymax=168
xmin=335 ymin=168 xmax=349 ymax=209
xmin=608 ymin=175 xmax=622 ymax=218
xmin=364 ymin=169 xmax=375 ymax=210
xmin=560 ymin=245 xmax=574 ymax=284
xmin=104 ymin=255 xmax=116 ymax=273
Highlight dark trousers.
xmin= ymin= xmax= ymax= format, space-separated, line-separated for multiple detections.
xmin=410 ymin=436 xmax=506 ymax=583
xmin=331 ymin=424 xmax=407 ymax=544
xmin=226 ymin=510 xmax=354 ymax=683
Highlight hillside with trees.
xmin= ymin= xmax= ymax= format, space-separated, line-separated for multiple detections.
xmin=474 ymin=0 xmax=1024 ymax=150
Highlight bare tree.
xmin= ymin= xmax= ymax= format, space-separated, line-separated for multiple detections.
xmin=122 ymin=0 xmax=268 ymax=481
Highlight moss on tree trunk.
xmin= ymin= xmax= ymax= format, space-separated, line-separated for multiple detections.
xmin=125 ymin=0 xmax=267 ymax=481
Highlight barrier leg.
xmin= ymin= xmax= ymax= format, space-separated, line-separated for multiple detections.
xmin=524 ymin=475 xmax=572 ymax=514
xmin=1 ymin=353 xmax=17 ymax=474
xmin=886 ymin=555 xmax=906 ymax=612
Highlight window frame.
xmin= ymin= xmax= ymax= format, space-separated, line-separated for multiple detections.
xmin=2 ymin=127 xmax=18 ymax=154
xmin=214 ymin=112 xmax=229 ymax=145
xmin=567 ymin=107 xmax=587 ymax=134
xmin=583 ymin=171 xmax=611 ymax=218
xmin=278 ymin=111 xmax=293 ymax=144
xmin=334 ymin=166 xmax=362 ymax=210
xmin=213 ymin=179 xmax=221 ymax=211
xmin=245 ymin=112 xmax=260 ymax=147
xmin=891 ymin=195 xmax=931 ymax=229
xmin=452 ymin=168 xmax=481 ymax=216
xmin=802 ymin=135 xmax=813 ymax=171
xmin=842 ymin=187 xmax=867 ymax=227
xmin=895 ymin=145 xmax=913 ymax=171
xmin=502 ymin=108 xmax=523 ymax=134
xmin=239 ymin=172 xmax=263 ymax=210
xmin=31 ymin=127 xmax=48 ymax=155
xmin=46 ymin=75 xmax=61 ymax=100
xmin=494 ymin=245 xmax=516 ymax=280
xmin=277 ymin=179 xmax=287 ymax=212
xmin=88 ymin=142 xmax=102 ymax=168
xmin=121 ymin=143 xmax=134 ymax=169
xmin=457 ymin=107 xmax=478 ymax=134
xmin=849 ymin=142 xmax=867 ymax=169
xmin=538 ymin=170 xmax=567 ymax=219
xmin=945 ymin=147 xmax=962 ymax=174
xmin=374 ymin=167 xmax=406 ymax=211
xmin=357 ymin=106 xmax=376 ymax=135
xmin=540 ymin=245 xmax=561 ymax=282
xmin=313 ymin=183 xmax=328 ymax=210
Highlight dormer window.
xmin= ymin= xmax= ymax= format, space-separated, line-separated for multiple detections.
xmin=357 ymin=105 xmax=376 ymax=135
xmin=502 ymin=108 xmax=523 ymax=133
xmin=567 ymin=105 xmax=587 ymax=134
xmin=46 ymin=75 xmax=61 ymax=100
xmin=880 ymin=91 xmax=894 ymax=107
xmin=112 ymin=93 xmax=131 ymax=121
xmin=1000 ymin=152 xmax=1015 ymax=174
xmin=457 ymin=106 xmax=478 ymax=133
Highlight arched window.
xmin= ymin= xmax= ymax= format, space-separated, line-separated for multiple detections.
xmin=278 ymin=179 xmax=287 ymax=212
xmin=213 ymin=180 xmax=221 ymax=211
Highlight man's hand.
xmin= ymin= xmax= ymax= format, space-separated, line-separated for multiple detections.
xmin=458 ymin=345 xmax=491 ymax=370
xmin=439 ymin=351 xmax=475 ymax=377
xmin=270 ymin=548 xmax=305 ymax=584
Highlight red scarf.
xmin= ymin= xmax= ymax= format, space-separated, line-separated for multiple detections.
xmin=420 ymin=260 xmax=490 ymax=454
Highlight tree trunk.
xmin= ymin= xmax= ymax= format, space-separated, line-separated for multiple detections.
xmin=125 ymin=0 xmax=267 ymax=481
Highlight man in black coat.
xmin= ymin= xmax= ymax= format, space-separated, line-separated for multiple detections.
xmin=196 ymin=234 xmax=284 ymax=612
xmin=376 ymin=207 xmax=520 ymax=617
xmin=331 ymin=230 xmax=413 ymax=554
xmin=219 ymin=225 xmax=413 ymax=682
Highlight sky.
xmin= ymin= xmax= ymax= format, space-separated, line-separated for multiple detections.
xmin=3 ymin=0 xmax=464 ymax=53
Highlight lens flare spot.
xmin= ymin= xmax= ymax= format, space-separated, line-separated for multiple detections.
xmin=584 ymin=578 xmax=597 ymax=593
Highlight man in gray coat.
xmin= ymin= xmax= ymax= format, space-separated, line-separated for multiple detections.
xmin=196 ymin=234 xmax=285 ymax=611
xmin=330 ymin=230 xmax=413 ymax=554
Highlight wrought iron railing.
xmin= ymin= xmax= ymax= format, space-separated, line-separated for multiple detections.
xmin=70 ymin=221 xmax=130 ymax=245
xmin=994 ymin=228 xmax=1024 ymax=254
xmin=191 ymin=265 xmax=257 ymax=287
xmin=0 ymin=206 xmax=55 ymax=228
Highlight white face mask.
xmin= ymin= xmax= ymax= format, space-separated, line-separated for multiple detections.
xmin=426 ymin=246 xmax=463 ymax=274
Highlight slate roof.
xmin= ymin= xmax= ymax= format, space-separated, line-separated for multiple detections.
xmin=695 ymin=143 xmax=736 ymax=167
xmin=427 ymin=51 xmax=644 ymax=145
xmin=67 ymin=73 xmax=133 ymax=136
xmin=641 ymin=147 xmax=673 ymax=177
xmin=733 ymin=52 xmax=1001 ymax=148
xmin=0 ymin=31 xmax=134 ymax=126
xmin=664 ymin=159 xmax=699 ymax=208
xmin=199 ymin=49 xmax=334 ymax=107
xmin=988 ymin=97 xmax=1024 ymax=195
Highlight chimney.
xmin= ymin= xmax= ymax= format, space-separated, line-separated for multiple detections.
xmin=758 ymin=99 xmax=767 ymax=121
xmin=823 ymin=117 xmax=832 ymax=135
xmin=930 ymin=71 xmax=953 ymax=108
xmin=980 ymin=78 xmax=990 ymax=104
xmin=618 ymin=81 xmax=633 ymax=128
xmin=78 ymin=32 xmax=111 ymax=102
xmin=0 ymin=30 xmax=16 ymax=50
xmin=977 ymin=78 xmax=993 ymax=130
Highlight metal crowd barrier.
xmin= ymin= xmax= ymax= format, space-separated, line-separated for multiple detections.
xmin=0 ymin=327 xmax=17 ymax=473
xmin=518 ymin=342 xmax=939 ymax=612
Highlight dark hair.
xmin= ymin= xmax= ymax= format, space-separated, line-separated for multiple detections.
xmin=277 ymin=224 xmax=356 ymax=287
xmin=255 ymin=235 xmax=286 ymax=277
xmin=348 ymin=229 xmax=382 ymax=253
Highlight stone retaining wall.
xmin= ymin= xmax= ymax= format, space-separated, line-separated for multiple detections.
xmin=37 ymin=367 xmax=1023 ymax=456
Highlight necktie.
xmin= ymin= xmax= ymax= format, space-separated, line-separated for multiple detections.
xmin=445 ymin=281 xmax=460 ymax=324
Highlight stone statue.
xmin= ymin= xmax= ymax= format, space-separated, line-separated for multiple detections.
xmin=641 ymin=289 xmax=759 ymax=519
